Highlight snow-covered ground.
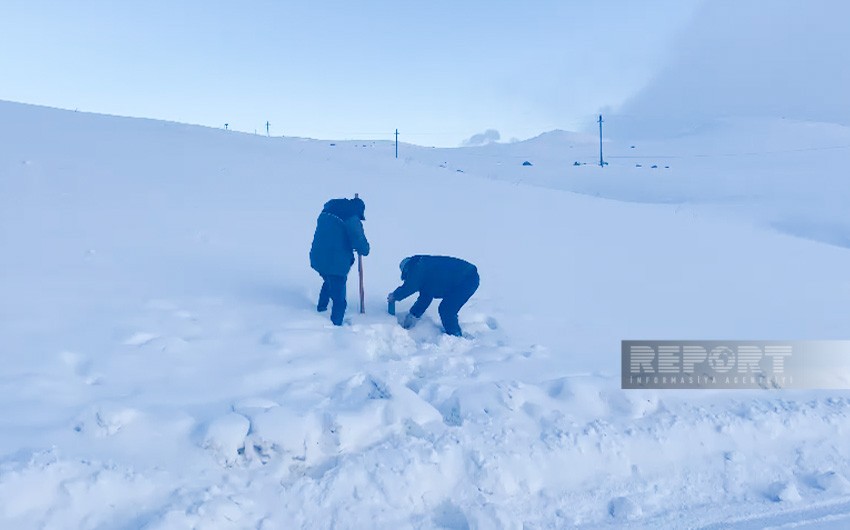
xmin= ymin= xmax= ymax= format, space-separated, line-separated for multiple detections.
xmin=2 ymin=100 xmax=850 ymax=528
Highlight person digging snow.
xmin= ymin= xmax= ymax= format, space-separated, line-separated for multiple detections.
xmin=309 ymin=196 xmax=369 ymax=325
xmin=387 ymin=255 xmax=479 ymax=337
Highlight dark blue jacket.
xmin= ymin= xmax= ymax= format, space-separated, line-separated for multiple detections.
xmin=392 ymin=255 xmax=478 ymax=314
xmin=309 ymin=199 xmax=370 ymax=276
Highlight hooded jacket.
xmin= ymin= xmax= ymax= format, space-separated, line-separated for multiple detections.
xmin=309 ymin=198 xmax=370 ymax=276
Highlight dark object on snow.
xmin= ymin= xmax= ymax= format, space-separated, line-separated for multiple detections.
xmin=573 ymin=161 xmax=581 ymax=166
xmin=389 ymin=255 xmax=479 ymax=337
xmin=651 ymin=165 xmax=658 ymax=169
xmin=522 ymin=161 xmax=533 ymax=166
xmin=636 ymin=164 xmax=642 ymax=168
xmin=309 ymin=197 xmax=370 ymax=325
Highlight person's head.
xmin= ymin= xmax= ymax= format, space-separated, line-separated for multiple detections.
xmin=399 ymin=256 xmax=412 ymax=279
xmin=350 ymin=197 xmax=366 ymax=221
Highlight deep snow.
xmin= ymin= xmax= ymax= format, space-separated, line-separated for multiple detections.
xmin=2 ymin=100 xmax=850 ymax=528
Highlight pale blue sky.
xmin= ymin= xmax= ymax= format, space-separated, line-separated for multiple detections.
xmin=0 ymin=1 xmax=701 ymax=146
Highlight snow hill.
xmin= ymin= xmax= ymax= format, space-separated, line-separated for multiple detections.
xmin=2 ymin=99 xmax=850 ymax=528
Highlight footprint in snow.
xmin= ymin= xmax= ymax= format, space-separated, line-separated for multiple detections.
xmin=60 ymin=351 xmax=103 ymax=385
xmin=123 ymin=332 xmax=159 ymax=347
xmin=74 ymin=404 xmax=142 ymax=437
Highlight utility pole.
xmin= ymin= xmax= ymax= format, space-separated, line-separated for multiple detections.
xmin=395 ymin=129 xmax=399 ymax=159
xmin=266 ymin=121 xmax=270 ymax=137
xmin=598 ymin=115 xmax=604 ymax=167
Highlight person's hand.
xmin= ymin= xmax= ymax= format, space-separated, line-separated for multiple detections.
xmin=402 ymin=312 xmax=419 ymax=329
xmin=387 ymin=292 xmax=395 ymax=303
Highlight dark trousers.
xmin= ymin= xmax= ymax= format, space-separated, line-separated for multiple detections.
xmin=438 ymin=270 xmax=480 ymax=336
xmin=318 ymin=274 xmax=347 ymax=325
